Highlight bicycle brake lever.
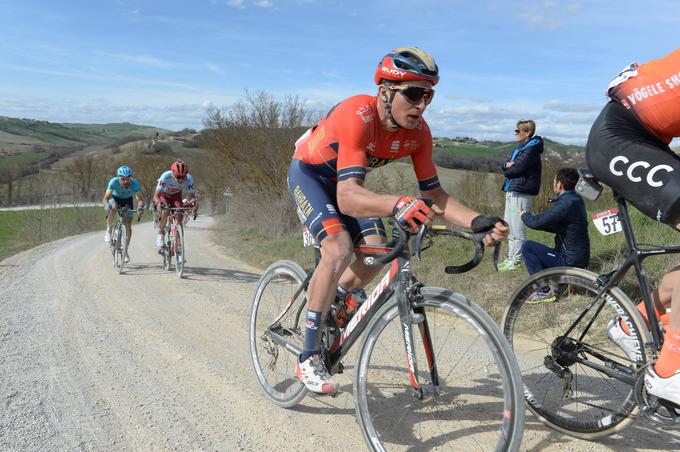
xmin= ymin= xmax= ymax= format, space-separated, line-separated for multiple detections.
xmin=492 ymin=242 xmax=501 ymax=271
xmin=413 ymin=225 xmax=428 ymax=261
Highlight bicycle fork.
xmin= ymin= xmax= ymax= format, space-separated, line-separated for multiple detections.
xmin=397 ymin=279 xmax=440 ymax=400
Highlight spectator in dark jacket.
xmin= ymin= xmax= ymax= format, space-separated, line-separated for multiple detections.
xmin=498 ymin=119 xmax=544 ymax=272
xmin=520 ymin=167 xmax=590 ymax=303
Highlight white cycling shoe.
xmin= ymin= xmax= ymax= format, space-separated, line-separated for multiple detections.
xmin=124 ymin=253 xmax=130 ymax=264
xmin=296 ymin=355 xmax=339 ymax=395
xmin=645 ymin=367 xmax=680 ymax=406
xmin=104 ymin=229 xmax=111 ymax=242
xmin=607 ymin=317 xmax=642 ymax=362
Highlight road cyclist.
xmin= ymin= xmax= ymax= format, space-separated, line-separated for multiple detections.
xmin=103 ymin=165 xmax=145 ymax=264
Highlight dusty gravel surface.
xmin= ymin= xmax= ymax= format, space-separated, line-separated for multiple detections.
xmin=1 ymin=215 xmax=679 ymax=451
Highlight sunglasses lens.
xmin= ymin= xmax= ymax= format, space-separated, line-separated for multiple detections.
xmin=401 ymin=87 xmax=434 ymax=104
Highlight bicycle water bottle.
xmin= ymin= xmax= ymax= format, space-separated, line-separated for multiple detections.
xmin=334 ymin=288 xmax=367 ymax=328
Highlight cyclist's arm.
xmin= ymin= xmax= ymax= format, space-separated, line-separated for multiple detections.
xmin=103 ymin=189 xmax=113 ymax=205
xmin=136 ymin=192 xmax=145 ymax=208
xmin=153 ymin=188 xmax=163 ymax=206
xmin=337 ymin=178 xmax=399 ymax=218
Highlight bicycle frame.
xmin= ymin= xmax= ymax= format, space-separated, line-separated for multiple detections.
xmin=557 ymin=193 xmax=680 ymax=374
xmin=265 ymin=235 xmax=440 ymax=395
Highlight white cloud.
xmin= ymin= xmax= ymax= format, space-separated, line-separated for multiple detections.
xmin=98 ymin=52 xmax=172 ymax=68
xmin=425 ymin=98 xmax=602 ymax=144
xmin=514 ymin=0 xmax=582 ymax=31
xmin=253 ymin=0 xmax=274 ymax=7
xmin=205 ymin=63 xmax=224 ymax=74
xmin=227 ymin=0 xmax=245 ymax=8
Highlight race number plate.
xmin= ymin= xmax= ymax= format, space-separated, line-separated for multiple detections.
xmin=302 ymin=227 xmax=315 ymax=247
xmin=592 ymin=208 xmax=622 ymax=236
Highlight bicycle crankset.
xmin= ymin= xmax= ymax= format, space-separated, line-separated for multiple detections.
xmin=634 ymin=364 xmax=680 ymax=427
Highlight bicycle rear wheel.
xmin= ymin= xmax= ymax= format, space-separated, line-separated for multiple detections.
xmin=355 ymin=287 xmax=524 ymax=452
xmin=114 ymin=224 xmax=125 ymax=274
xmin=174 ymin=224 xmax=184 ymax=278
xmin=249 ymin=260 xmax=308 ymax=408
xmin=501 ymin=267 xmax=650 ymax=438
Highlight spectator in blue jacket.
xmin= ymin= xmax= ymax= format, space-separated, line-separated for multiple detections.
xmin=520 ymin=167 xmax=590 ymax=303
xmin=499 ymin=119 xmax=544 ymax=272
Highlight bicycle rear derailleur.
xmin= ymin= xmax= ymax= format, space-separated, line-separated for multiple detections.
xmin=634 ymin=364 xmax=680 ymax=427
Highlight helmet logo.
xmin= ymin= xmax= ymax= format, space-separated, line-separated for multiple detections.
xmin=382 ymin=67 xmax=406 ymax=78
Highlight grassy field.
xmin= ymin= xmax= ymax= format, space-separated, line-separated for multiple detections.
xmin=0 ymin=206 xmax=104 ymax=260
xmin=0 ymin=151 xmax=51 ymax=169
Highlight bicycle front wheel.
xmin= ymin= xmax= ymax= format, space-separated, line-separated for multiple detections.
xmin=501 ymin=267 xmax=650 ymax=438
xmin=114 ymin=224 xmax=125 ymax=274
xmin=174 ymin=224 xmax=184 ymax=278
xmin=249 ymin=260 xmax=308 ymax=408
xmin=355 ymin=287 xmax=524 ymax=452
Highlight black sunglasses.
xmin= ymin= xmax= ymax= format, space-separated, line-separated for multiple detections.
xmin=393 ymin=86 xmax=435 ymax=105
xmin=515 ymin=129 xmax=523 ymax=134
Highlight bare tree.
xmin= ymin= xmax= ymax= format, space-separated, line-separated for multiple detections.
xmin=0 ymin=162 xmax=21 ymax=205
xmin=201 ymin=90 xmax=316 ymax=235
xmin=66 ymin=154 xmax=104 ymax=201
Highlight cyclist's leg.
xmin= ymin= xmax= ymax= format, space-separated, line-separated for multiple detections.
xmin=586 ymin=101 xmax=680 ymax=225
xmin=288 ymin=160 xmax=351 ymax=393
xmin=117 ymin=196 xmax=134 ymax=248
xmin=338 ymin=217 xmax=387 ymax=290
xmin=588 ymin=101 xmax=680 ymax=403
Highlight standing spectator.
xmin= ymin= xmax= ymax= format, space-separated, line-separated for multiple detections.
xmin=520 ymin=167 xmax=590 ymax=303
xmin=498 ymin=119 xmax=544 ymax=272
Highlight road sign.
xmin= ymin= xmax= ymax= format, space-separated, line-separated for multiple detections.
xmin=223 ymin=186 xmax=233 ymax=197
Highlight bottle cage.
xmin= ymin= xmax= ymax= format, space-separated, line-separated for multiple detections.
xmin=575 ymin=167 xmax=603 ymax=201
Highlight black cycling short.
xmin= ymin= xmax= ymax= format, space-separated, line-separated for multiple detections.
xmin=111 ymin=195 xmax=135 ymax=217
xmin=586 ymin=101 xmax=680 ymax=226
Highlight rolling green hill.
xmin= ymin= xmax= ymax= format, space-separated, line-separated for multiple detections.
xmin=0 ymin=116 xmax=165 ymax=149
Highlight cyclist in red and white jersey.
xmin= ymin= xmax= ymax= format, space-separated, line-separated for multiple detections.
xmin=586 ymin=47 xmax=680 ymax=406
xmin=288 ymin=47 xmax=508 ymax=394
xmin=153 ymin=160 xmax=197 ymax=248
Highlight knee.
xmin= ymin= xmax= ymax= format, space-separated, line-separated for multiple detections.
xmin=319 ymin=235 xmax=353 ymax=276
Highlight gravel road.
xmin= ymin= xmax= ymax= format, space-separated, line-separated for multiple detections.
xmin=1 ymin=215 xmax=678 ymax=451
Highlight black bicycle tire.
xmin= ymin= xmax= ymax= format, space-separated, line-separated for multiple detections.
xmin=175 ymin=224 xmax=184 ymax=278
xmin=249 ymin=260 xmax=308 ymax=408
xmin=115 ymin=223 xmax=125 ymax=274
xmin=501 ymin=266 xmax=651 ymax=438
xmin=354 ymin=288 xmax=525 ymax=452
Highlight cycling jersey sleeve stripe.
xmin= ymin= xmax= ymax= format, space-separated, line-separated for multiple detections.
xmin=338 ymin=166 xmax=366 ymax=181
xmin=418 ymin=176 xmax=441 ymax=191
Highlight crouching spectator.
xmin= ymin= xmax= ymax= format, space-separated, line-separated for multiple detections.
xmin=520 ymin=167 xmax=590 ymax=303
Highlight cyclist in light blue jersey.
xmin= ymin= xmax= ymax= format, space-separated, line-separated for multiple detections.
xmin=103 ymin=165 xmax=146 ymax=263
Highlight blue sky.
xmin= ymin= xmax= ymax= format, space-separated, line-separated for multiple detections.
xmin=0 ymin=0 xmax=677 ymax=144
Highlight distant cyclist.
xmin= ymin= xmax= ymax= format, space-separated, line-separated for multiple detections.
xmin=287 ymin=47 xmax=508 ymax=394
xmin=586 ymin=47 xmax=680 ymax=406
xmin=103 ymin=165 xmax=145 ymax=263
xmin=153 ymin=160 xmax=197 ymax=249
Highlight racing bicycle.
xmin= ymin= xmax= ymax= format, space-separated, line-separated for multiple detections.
xmin=249 ymin=221 xmax=525 ymax=451
xmin=155 ymin=204 xmax=197 ymax=278
xmin=501 ymin=168 xmax=680 ymax=439
xmin=109 ymin=206 xmax=142 ymax=274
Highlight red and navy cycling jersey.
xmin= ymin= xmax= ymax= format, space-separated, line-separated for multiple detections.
xmin=607 ymin=47 xmax=680 ymax=144
xmin=292 ymin=94 xmax=441 ymax=191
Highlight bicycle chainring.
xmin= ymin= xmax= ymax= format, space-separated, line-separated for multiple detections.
xmin=634 ymin=363 xmax=680 ymax=427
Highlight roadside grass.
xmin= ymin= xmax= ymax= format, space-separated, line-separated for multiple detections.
xmin=0 ymin=206 xmax=155 ymax=261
